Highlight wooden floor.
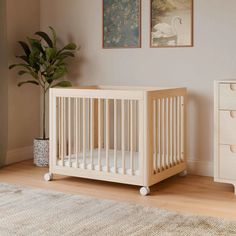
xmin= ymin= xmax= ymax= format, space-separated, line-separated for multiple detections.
xmin=1 ymin=160 xmax=236 ymax=220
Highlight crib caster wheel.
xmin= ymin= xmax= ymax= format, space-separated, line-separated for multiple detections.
xmin=44 ymin=173 xmax=53 ymax=182
xmin=140 ymin=187 xmax=150 ymax=196
xmin=179 ymin=170 xmax=187 ymax=177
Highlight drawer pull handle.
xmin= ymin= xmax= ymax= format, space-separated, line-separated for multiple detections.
xmin=230 ymin=84 xmax=236 ymax=91
xmin=230 ymin=145 xmax=236 ymax=153
xmin=230 ymin=111 xmax=236 ymax=118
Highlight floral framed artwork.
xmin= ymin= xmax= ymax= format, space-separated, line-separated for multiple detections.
xmin=103 ymin=0 xmax=141 ymax=49
xmin=150 ymin=0 xmax=193 ymax=48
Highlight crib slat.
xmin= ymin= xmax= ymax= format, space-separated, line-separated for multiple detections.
xmin=181 ymin=96 xmax=185 ymax=162
xmin=133 ymin=101 xmax=137 ymax=152
xmin=156 ymin=99 xmax=159 ymax=172
xmin=127 ymin=100 xmax=130 ymax=150
xmin=93 ymin=99 xmax=98 ymax=149
xmin=75 ymin=98 xmax=78 ymax=167
xmin=160 ymin=99 xmax=163 ymax=171
xmin=175 ymin=97 xmax=178 ymax=165
xmin=168 ymin=97 xmax=171 ymax=168
xmin=114 ymin=99 xmax=117 ymax=173
xmin=58 ymin=98 xmax=61 ymax=161
xmin=90 ymin=99 xmax=94 ymax=169
xmin=59 ymin=97 xmax=63 ymax=160
xmin=176 ymin=96 xmax=179 ymax=164
xmin=174 ymin=97 xmax=178 ymax=165
xmin=170 ymin=97 xmax=173 ymax=167
xmin=122 ymin=100 xmax=125 ymax=174
xmin=57 ymin=98 xmax=60 ymax=159
xmin=98 ymin=99 xmax=103 ymax=171
xmin=105 ymin=99 xmax=110 ymax=172
xmin=61 ymin=98 xmax=65 ymax=166
xmin=130 ymin=100 xmax=134 ymax=175
xmin=178 ymin=96 xmax=180 ymax=163
xmin=77 ymin=99 xmax=80 ymax=154
xmin=56 ymin=98 xmax=59 ymax=159
xmin=153 ymin=100 xmax=157 ymax=173
xmin=73 ymin=99 xmax=76 ymax=159
xmin=83 ymin=98 xmax=86 ymax=168
xmin=67 ymin=98 xmax=71 ymax=167
xmin=178 ymin=96 xmax=182 ymax=163
xmin=164 ymin=98 xmax=167 ymax=170
xmin=173 ymin=97 xmax=176 ymax=165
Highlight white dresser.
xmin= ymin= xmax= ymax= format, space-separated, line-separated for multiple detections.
xmin=214 ymin=80 xmax=236 ymax=194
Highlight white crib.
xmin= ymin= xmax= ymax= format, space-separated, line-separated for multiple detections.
xmin=44 ymin=86 xmax=187 ymax=196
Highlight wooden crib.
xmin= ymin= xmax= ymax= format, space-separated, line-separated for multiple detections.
xmin=44 ymin=86 xmax=187 ymax=196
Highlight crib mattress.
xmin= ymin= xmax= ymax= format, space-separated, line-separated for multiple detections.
xmin=57 ymin=148 xmax=140 ymax=176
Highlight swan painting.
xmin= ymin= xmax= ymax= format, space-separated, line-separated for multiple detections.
xmin=151 ymin=0 xmax=193 ymax=47
xmin=152 ymin=16 xmax=182 ymax=46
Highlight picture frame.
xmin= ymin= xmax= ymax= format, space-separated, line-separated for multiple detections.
xmin=150 ymin=0 xmax=193 ymax=48
xmin=103 ymin=0 xmax=142 ymax=49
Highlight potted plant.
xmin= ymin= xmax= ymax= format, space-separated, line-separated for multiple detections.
xmin=9 ymin=27 xmax=78 ymax=167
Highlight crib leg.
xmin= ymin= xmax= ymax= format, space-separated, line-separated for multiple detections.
xmin=140 ymin=187 xmax=150 ymax=196
xmin=179 ymin=170 xmax=188 ymax=177
xmin=44 ymin=173 xmax=53 ymax=182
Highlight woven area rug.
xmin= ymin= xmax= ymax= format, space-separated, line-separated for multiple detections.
xmin=0 ymin=183 xmax=236 ymax=236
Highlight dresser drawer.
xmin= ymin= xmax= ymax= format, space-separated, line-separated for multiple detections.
xmin=219 ymin=83 xmax=236 ymax=110
xmin=220 ymin=110 xmax=236 ymax=144
xmin=219 ymin=145 xmax=236 ymax=180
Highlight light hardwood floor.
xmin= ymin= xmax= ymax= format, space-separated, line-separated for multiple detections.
xmin=0 ymin=160 xmax=236 ymax=220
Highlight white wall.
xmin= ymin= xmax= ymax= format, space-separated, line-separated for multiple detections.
xmin=40 ymin=0 xmax=236 ymax=176
xmin=5 ymin=0 xmax=41 ymax=164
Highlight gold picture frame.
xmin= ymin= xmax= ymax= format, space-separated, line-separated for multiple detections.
xmin=150 ymin=0 xmax=193 ymax=48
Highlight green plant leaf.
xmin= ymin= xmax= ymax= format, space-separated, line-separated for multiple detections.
xmin=45 ymin=77 xmax=54 ymax=84
xmin=51 ymin=81 xmax=72 ymax=88
xmin=18 ymin=41 xmax=31 ymax=56
xmin=56 ymin=52 xmax=75 ymax=61
xmin=28 ymin=38 xmax=44 ymax=53
xmin=45 ymin=48 xmax=57 ymax=62
xmin=35 ymin=31 xmax=53 ymax=47
xmin=52 ymin=66 xmax=68 ymax=80
xmin=63 ymin=43 xmax=77 ymax=51
xmin=56 ymin=62 xmax=67 ymax=67
xmin=9 ymin=64 xmax=17 ymax=70
xmin=9 ymin=63 xmax=31 ymax=70
xmin=18 ymin=80 xmax=39 ymax=87
xmin=29 ymin=48 xmax=40 ymax=67
xmin=17 ymin=69 xmax=39 ymax=80
xmin=61 ymin=51 xmax=75 ymax=57
xmin=18 ymin=70 xmax=28 ymax=76
xmin=16 ymin=55 xmax=30 ymax=64
xmin=49 ymin=26 xmax=57 ymax=47
xmin=29 ymin=71 xmax=39 ymax=80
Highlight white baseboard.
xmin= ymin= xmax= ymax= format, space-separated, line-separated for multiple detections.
xmin=6 ymin=146 xmax=33 ymax=165
xmin=187 ymin=159 xmax=213 ymax=177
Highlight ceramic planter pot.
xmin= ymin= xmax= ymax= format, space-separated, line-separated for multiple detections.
xmin=34 ymin=138 xmax=49 ymax=167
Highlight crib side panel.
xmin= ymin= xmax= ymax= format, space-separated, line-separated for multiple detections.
xmin=145 ymin=88 xmax=187 ymax=186
xmin=49 ymin=88 xmax=145 ymax=186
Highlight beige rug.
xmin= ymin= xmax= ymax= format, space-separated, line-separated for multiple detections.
xmin=0 ymin=183 xmax=236 ymax=236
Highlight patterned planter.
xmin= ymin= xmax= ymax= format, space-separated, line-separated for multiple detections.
xmin=34 ymin=139 xmax=49 ymax=167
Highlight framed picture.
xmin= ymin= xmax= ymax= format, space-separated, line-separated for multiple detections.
xmin=103 ymin=0 xmax=141 ymax=49
xmin=150 ymin=0 xmax=193 ymax=48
